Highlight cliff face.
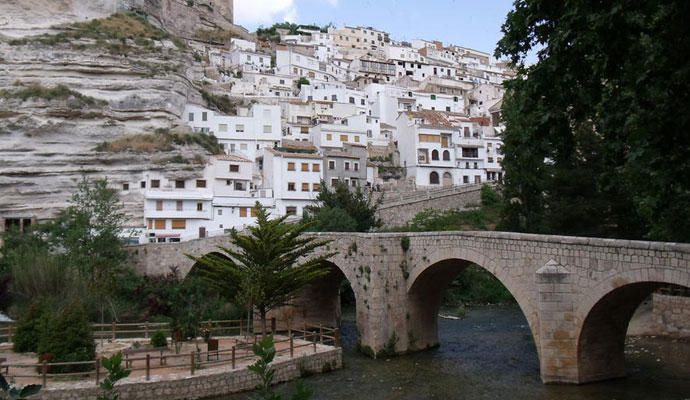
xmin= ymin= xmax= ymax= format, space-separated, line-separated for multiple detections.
xmin=0 ymin=10 xmax=218 ymax=225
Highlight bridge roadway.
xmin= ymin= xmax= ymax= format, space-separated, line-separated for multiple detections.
xmin=129 ymin=231 xmax=690 ymax=384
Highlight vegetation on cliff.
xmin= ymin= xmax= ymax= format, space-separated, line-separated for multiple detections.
xmin=8 ymin=12 xmax=186 ymax=53
xmin=0 ymin=83 xmax=107 ymax=108
xmin=94 ymin=129 xmax=224 ymax=155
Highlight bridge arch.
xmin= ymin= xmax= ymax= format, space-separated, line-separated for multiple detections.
xmin=575 ymin=268 xmax=690 ymax=382
xmin=405 ymin=246 xmax=540 ymax=355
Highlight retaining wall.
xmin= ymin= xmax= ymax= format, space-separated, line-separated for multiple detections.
xmin=36 ymin=347 xmax=341 ymax=400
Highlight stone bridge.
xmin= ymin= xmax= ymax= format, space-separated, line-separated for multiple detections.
xmin=129 ymin=231 xmax=690 ymax=384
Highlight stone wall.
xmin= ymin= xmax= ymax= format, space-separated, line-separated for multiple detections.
xmin=652 ymin=293 xmax=690 ymax=337
xmin=376 ymin=185 xmax=482 ymax=227
xmin=36 ymin=347 xmax=341 ymax=400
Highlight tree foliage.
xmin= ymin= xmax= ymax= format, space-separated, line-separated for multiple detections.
xmin=305 ymin=181 xmax=382 ymax=232
xmin=248 ymin=336 xmax=313 ymax=400
xmin=97 ymin=352 xmax=131 ymax=400
xmin=37 ymin=301 xmax=96 ymax=373
xmin=496 ymin=0 xmax=690 ymax=242
xmin=189 ymin=203 xmax=335 ymax=334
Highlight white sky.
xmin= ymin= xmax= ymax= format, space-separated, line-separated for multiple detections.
xmin=234 ymin=0 xmax=338 ymax=27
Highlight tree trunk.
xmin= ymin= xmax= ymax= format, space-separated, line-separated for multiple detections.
xmin=260 ymin=309 xmax=267 ymax=338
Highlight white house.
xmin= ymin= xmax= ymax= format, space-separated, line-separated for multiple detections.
xmin=261 ymin=148 xmax=323 ymax=218
xmin=184 ymin=103 xmax=282 ymax=161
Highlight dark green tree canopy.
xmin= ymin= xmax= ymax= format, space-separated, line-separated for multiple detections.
xmin=305 ymin=180 xmax=382 ymax=232
xmin=496 ymin=0 xmax=690 ymax=242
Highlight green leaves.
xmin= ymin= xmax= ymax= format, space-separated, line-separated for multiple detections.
xmin=304 ymin=180 xmax=382 ymax=232
xmin=189 ymin=202 xmax=336 ymax=334
xmin=247 ymin=336 xmax=313 ymax=400
xmin=97 ymin=352 xmax=131 ymax=400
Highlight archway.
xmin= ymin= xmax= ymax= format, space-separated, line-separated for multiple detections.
xmin=406 ymin=258 xmax=538 ymax=355
xmin=576 ymin=281 xmax=690 ymax=383
xmin=442 ymin=150 xmax=451 ymax=161
xmin=431 ymin=150 xmax=440 ymax=161
xmin=442 ymin=172 xmax=452 ymax=186
xmin=268 ymin=261 xmax=356 ymax=332
xmin=429 ymin=171 xmax=440 ymax=185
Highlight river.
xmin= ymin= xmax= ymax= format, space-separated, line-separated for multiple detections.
xmin=223 ymin=305 xmax=690 ymax=399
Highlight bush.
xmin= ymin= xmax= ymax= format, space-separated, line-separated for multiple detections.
xmin=13 ymin=301 xmax=49 ymax=353
xmin=150 ymin=331 xmax=167 ymax=348
xmin=37 ymin=302 xmax=95 ymax=373
xmin=400 ymin=236 xmax=410 ymax=252
xmin=480 ymin=184 xmax=500 ymax=207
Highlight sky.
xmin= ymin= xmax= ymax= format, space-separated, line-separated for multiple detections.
xmin=234 ymin=0 xmax=516 ymax=57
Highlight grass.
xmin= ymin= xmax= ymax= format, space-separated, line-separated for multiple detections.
xmin=200 ymin=90 xmax=238 ymax=115
xmin=0 ymin=84 xmax=106 ymax=107
xmin=94 ymin=129 xmax=224 ymax=155
xmin=8 ymin=13 xmax=186 ymax=53
xmin=193 ymin=28 xmax=238 ymax=44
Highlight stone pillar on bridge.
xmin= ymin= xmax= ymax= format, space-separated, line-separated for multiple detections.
xmin=536 ymin=259 xmax=579 ymax=384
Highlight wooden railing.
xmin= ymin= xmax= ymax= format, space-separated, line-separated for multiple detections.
xmin=0 ymin=320 xmax=339 ymax=387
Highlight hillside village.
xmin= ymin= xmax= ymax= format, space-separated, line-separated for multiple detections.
xmin=0 ymin=2 xmax=512 ymax=243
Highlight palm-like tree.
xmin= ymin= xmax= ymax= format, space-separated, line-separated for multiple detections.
xmin=189 ymin=203 xmax=336 ymax=335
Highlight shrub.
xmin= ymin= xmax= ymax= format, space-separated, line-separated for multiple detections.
xmin=400 ymin=236 xmax=410 ymax=252
xmin=480 ymin=184 xmax=500 ymax=207
xmin=13 ymin=301 xmax=49 ymax=353
xmin=37 ymin=302 xmax=95 ymax=373
xmin=150 ymin=331 xmax=167 ymax=348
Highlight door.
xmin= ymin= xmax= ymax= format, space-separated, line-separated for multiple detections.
xmin=199 ymin=227 xmax=206 ymax=239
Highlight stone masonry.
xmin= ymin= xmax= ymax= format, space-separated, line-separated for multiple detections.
xmin=652 ymin=293 xmax=690 ymax=337
xmin=376 ymin=184 xmax=482 ymax=227
xmin=36 ymin=347 xmax=341 ymax=400
xmin=129 ymin=231 xmax=690 ymax=384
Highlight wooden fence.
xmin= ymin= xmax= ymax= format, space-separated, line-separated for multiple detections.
xmin=0 ymin=319 xmax=339 ymax=387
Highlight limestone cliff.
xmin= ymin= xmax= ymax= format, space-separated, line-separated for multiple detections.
xmin=0 ymin=8 xmax=237 ymax=226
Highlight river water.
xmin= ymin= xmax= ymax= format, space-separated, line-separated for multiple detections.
xmin=224 ymin=306 xmax=690 ymax=400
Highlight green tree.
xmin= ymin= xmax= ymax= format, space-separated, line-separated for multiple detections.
xmin=37 ymin=301 xmax=96 ymax=373
xmin=496 ymin=0 xmax=690 ymax=241
xmin=248 ymin=336 xmax=312 ymax=400
xmin=305 ymin=181 xmax=382 ymax=232
xmin=189 ymin=203 xmax=335 ymax=335
xmin=48 ymin=177 xmax=128 ymax=283
xmin=296 ymin=77 xmax=310 ymax=89
xmin=97 ymin=352 xmax=131 ymax=400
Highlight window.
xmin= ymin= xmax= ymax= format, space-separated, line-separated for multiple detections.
xmin=345 ymin=162 xmax=350 ymax=171
xmin=154 ymin=219 xmax=166 ymax=229
xmin=349 ymin=97 xmax=355 ymax=104
xmin=174 ymin=180 xmax=185 ymax=189
xmin=236 ymin=124 xmax=245 ymax=133
xmin=328 ymin=160 xmax=335 ymax=170
xmin=351 ymin=179 xmax=358 ymax=187
xmin=488 ymin=157 xmax=494 ymax=163
xmin=188 ymin=113 xmax=194 ymax=122
xmin=331 ymin=95 xmax=337 ymax=101
xmin=446 ymin=106 xmax=451 ymax=112
xmin=419 ymin=134 xmax=440 ymax=143
xmin=354 ymin=162 xmax=359 ymax=171
xmin=302 ymin=183 xmax=310 ymax=192
xmin=218 ymin=209 xmax=223 ymax=216
xmin=288 ymin=182 xmax=296 ymax=191
xmin=172 ymin=219 xmax=186 ymax=230
xmin=229 ymin=164 xmax=240 ymax=172
xmin=156 ymin=200 xmax=163 ymax=211
xmin=443 ymin=150 xmax=451 ymax=161
xmin=431 ymin=150 xmax=440 ymax=161
xmin=235 ymin=182 xmax=245 ymax=191
xmin=263 ymin=125 xmax=272 ymax=134
xmin=313 ymin=163 xmax=321 ymax=172
xmin=430 ymin=171 xmax=440 ymax=185
xmin=431 ymin=95 xmax=437 ymax=100
xmin=331 ymin=178 xmax=339 ymax=186
xmin=361 ymin=99 xmax=366 ymax=106
xmin=475 ymin=176 xmax=482 ymax=184
xmin=313 ymin=183 xmax=321 ymax=192
xmin=197 ymin=202 xmax=203 ymax=211
xmin=463 ymin=176 xmax=469 ymax=184
xmin=196 ymin=180 xmax=206 ymax=188
xmin=286 ymin=207 xmax=297 ymax=216
xmin=151 ymin=179 xmax=160 ymax=188
xmin=340 ymin=134 xmax=348 ymax=142
xmin=301 ymin=163 xmax=309 ymax=172
xmin=141 ymin=181 xmax=146 ymax=189
xmin=122 ymin=183 xmax=129 ymax=191
xmin=461 ymin=148 xmax=479 ymax=158
xmin=354 ymin=136 xmax=360 ymax=143
xmin=240 ymin=208 xmax=248 ymax=217
xmin=176 ymin=200 xmax=183 ymax=211
xmin=453 ymin=96 xmax=459 ymax=102
xmin=326 ymin=133 xmax=333 ymax=141
xmin=251 ymin=207 xmax=258 ymax=217
xmin=287 ymin=162 xmax=296 ymax=171
xmin=202 ymin=112 xmax=207 ymax=122
xmin=240 ymin=143 xmax=248 ymax=150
